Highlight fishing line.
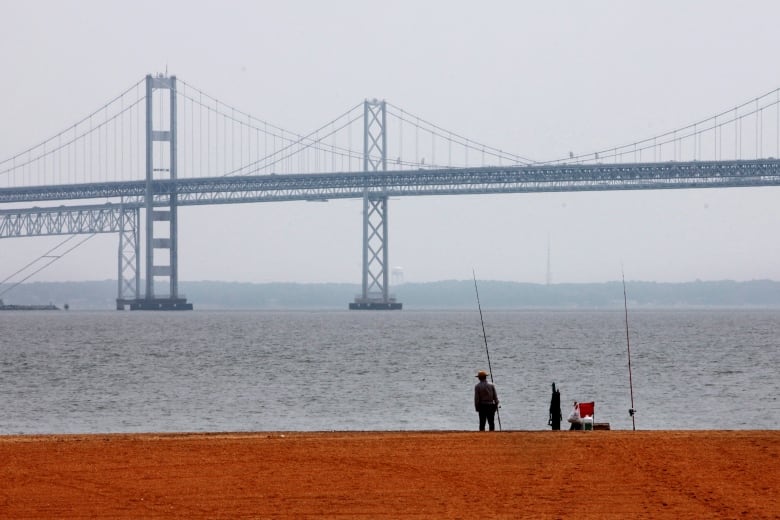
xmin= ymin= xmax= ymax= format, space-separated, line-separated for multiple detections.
xmin=472 ymin=268 xmax=501 ymax=431
xmin=622 ymin=268 xmax=637 ymax=431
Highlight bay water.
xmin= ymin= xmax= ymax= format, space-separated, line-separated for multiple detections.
xmin=1 ymin=309 xmax=777 ymax=433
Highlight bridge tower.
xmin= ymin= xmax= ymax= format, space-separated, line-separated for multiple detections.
xmin=127 ymin=74 xmax=192 ymax=310
xmin=349 ymin=99 xmax=402 ymax=310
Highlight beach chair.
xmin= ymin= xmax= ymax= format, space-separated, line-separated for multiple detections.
xmin=578 ymin=402 xmax=595 ymax=430
xmin=578 ymin=402 xmax=595 ymax=421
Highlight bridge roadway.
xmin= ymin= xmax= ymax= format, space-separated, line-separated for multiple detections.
xmin=2 ymin=159 xmax=780 ymax=237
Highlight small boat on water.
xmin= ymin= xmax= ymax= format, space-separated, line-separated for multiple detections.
xmin=0 ymin=299 xmax=59 ymax=311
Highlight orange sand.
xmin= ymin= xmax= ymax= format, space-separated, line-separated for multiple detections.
xmin=0 ymin=430 xmax=777 ymax=518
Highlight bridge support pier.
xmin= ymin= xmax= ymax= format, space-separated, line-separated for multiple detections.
xmin=350 ymin=99 xmax=402 ymax=310
xmin=115 ymin=204 xmax=141 ymax=310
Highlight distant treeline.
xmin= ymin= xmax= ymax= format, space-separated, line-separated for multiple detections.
xmin=3 ymin=279 xmax=780 ymax=310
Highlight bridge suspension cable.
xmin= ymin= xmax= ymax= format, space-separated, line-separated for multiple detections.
xmin=0 ymin=78 xmax=147 ymax=188
xmin=230 ymin=110 xmax=364 ymax=176
xmin=5 ymin=74 xmax=780 ymax=192
xmin=177 ymin=79 xmax=367 ymax=176
xmin=385 ymin=102 xmax=536 ymax=168
xmin=547 ymin=87 xmax=780 ymax=165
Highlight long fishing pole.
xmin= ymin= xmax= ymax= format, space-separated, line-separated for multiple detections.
xmin=472 ymin=269 xmax=501 ymax=431
xmin=622 ymin=269 xmax=637 ymax=431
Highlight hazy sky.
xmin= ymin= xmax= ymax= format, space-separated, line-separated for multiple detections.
xmin=3 ymin=1 xmax=780 ymax=285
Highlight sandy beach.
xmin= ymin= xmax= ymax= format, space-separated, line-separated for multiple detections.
xmin=0 ymin=430 xmax=777 ymax=518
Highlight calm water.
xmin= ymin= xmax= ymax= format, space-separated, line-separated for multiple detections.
xmin=0 ymin=309 xmax=777 ymax=433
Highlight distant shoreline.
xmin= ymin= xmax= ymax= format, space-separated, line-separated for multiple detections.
xmin=3 ymin=279 xmax=780 ymax=310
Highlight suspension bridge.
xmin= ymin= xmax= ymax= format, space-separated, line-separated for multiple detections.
xmin=2 ymin=73 xmax=780 ymax=310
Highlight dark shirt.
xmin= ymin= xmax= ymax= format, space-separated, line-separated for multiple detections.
xmin=474 ymin=380 xmax=498 ymax=408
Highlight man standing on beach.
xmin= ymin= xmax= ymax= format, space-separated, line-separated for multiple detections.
xmin=474 ymin=370 xmax=499 ymax=431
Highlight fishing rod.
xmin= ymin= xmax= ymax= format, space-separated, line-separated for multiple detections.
xmin=472 ymin=269 xmax=501 ymax=431
xmin=622 ymin=269 xmax=637 ymax=431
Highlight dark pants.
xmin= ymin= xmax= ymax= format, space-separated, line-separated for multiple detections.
xmin=477 ymin=402 xmax=497 ymax=431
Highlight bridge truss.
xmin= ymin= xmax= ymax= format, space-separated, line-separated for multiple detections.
xmin=3 ymin=159 xmax=780 ymax=207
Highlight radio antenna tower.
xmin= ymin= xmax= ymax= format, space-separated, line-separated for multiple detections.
xmin=546 ymin=235 xmax=552 ymax=286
